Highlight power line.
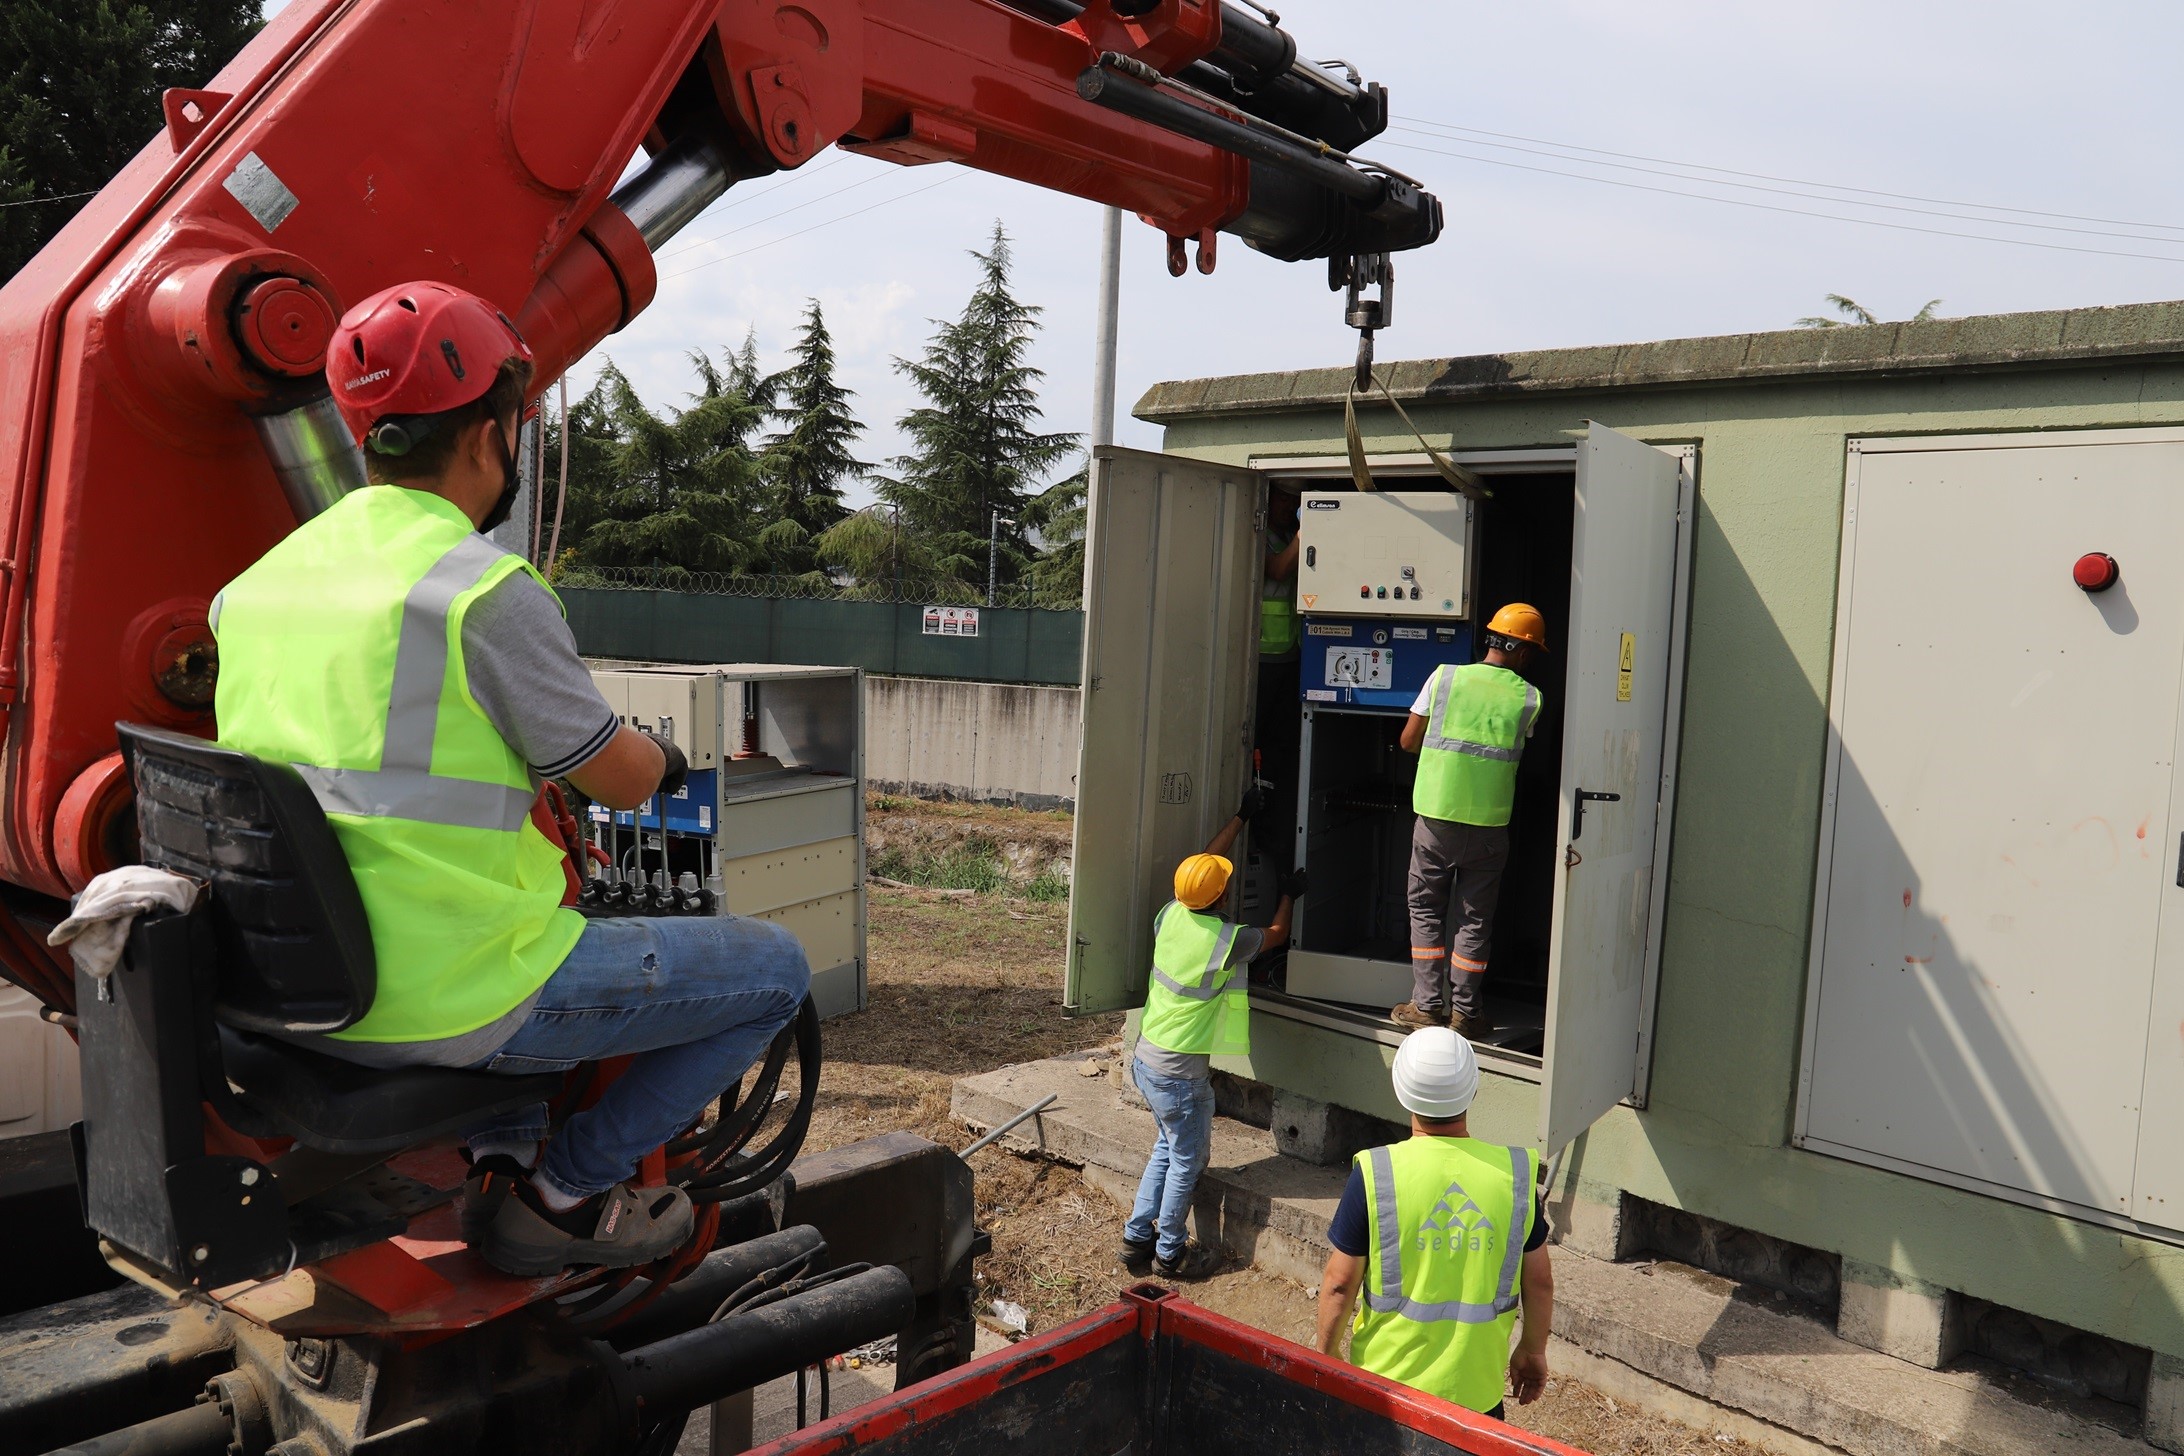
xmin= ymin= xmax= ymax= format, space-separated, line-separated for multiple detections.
xmin=1393 ymin=114 xmax=2184 ymax=237
xmin=0 ymin=187 xmax=98 ymax=209
xmin=1376 ymin=138 xmax=2184 ymax=267
xmin=1387 ymin=122 xmax=2184 ymax=247
xmin=662 ymin=173 xmax=967 ymax=280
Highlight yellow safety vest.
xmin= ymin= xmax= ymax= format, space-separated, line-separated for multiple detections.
xmin=1261 ymin=529 xmax=1299 ymax=658
xmin=1138 ymin=901 xmax=1250 ymax=1057
xmin=1412 ymin=663 xmax=1540 ymax=828
xmin=1351 ymin=1135 xmax=1540 ymax=1412
xmin=213 ymin=486 xmax=582 ymax=1043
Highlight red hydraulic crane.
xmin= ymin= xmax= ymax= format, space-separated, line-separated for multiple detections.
xmin=0 ymin=4 xmax=1443 ymax=1452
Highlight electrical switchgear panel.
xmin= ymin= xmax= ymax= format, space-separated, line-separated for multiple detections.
xmin=1296 ymin=490 xmax=1472 ymax=620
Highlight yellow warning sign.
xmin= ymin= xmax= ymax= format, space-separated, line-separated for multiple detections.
xmin=1301 ymin=594 xmax=1318 ymax=609
xmin=1617 ymin=632 xmax=1635 ymax=702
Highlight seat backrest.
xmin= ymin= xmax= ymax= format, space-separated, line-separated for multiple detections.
xmin=119 ymin=723 xmax=374 ymax=1035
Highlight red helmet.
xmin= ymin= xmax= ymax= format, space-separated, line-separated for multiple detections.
xmin=327 ymin=281 xmax=533 ymax=450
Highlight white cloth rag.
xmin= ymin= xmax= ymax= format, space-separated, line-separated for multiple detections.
xmin=47 ymin=865 xmax=203 ymax=993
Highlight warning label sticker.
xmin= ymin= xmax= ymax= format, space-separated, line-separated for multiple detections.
xmin=1617 ymin=632 xmax=1635 ymax=702
xmin=1392 ymin=626 xmax=1428 ymax=640
xmin=1308 ymin=623 xmax=1352 ymax=638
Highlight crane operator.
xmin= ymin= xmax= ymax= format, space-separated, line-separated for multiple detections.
xmin=210 ymin=282 xmax=811 ymax=1276
xmin=1391 ymin=604 xmax=1549 ymax=1039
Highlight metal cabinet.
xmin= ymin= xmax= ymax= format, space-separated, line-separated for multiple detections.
xmin=1799 ymin=427 xmax=2184 ymax=1236
xmin=1069 ymin=436 xmax=1694 ymax=1150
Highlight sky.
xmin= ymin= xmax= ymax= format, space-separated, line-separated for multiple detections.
xmin=266 ymin=2 xmax=2184 ymax=509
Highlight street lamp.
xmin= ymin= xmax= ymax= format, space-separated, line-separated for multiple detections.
xmin=988 ymin=508 xmax=1017 ymax=607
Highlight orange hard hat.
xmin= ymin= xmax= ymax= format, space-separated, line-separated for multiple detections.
xmin=1485 ymin=602 xmax=1549 ymax=650
xmin=1174 ymin=853 xmax=1233 ymax=911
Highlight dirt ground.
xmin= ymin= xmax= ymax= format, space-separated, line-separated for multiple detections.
xmin=801 ymin=859 xmax=1773 ymax=1456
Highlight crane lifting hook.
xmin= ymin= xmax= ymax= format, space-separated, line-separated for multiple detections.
xmin=1335 ymin=252 xmax=1393 ymax=392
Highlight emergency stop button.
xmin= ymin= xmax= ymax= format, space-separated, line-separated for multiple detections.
xmin=2074 ymin=552 xmax=2120 ymax=592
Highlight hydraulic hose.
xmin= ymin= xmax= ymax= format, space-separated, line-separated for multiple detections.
xmin=37 ymin=1402 xmax=232 ymax=1456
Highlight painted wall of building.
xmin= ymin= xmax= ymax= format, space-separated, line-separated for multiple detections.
xmin=1147 ymin=353 xmax=2184 ymax=1356
xmin=864 ymin=675 xmax=1081 ymax=810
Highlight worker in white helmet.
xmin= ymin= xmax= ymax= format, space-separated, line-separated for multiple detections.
xmin=1314 ymin=1028 xmax=1553 ymax=1420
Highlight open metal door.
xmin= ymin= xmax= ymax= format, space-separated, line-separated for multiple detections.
xmin=1066 ymin=447 xmax=1264 ymax=1014
xmin=1539 ymin=425 xmax=1693 ymax=1149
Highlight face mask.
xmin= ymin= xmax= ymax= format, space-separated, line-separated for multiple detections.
xmin=477 ymin=420 xmax=521 ymax=533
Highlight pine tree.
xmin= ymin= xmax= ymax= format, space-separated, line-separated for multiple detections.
xmin=1021 ymin=461 xmax=1088 ymax=609
xmin=882 ymin=222 xmax=1078 ymax=593
xmin=0 ymin=2 xmax=263 ymax=279
xmin=759 ymin=301 xmax=863 ymax=573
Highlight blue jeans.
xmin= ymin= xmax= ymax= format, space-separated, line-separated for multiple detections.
xmin=1123 ymin=1058 xmax=1215 ymax=1263
xmin=464 ymin=914 xmax=810 ymax=1200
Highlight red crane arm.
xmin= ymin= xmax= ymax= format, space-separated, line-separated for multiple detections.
xmin=0 ymin=0 xmax=1438 ymax=945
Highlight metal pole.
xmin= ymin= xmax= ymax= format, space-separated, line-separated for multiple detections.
xmin=961 ymin=1093 xmax=1058 ymax=1158
xmin=988 ymin=509 xmax=1000 ymax=607
xmin=1091 ymin=206 xmax=1122 ymax=450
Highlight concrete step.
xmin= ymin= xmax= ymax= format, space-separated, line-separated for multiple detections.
xmin=953 ymin=1055 xmax=2158 ymax=1456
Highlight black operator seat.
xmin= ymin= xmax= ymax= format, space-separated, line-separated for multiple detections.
xmin=119 ymin=723 xmax=561 ymax=1158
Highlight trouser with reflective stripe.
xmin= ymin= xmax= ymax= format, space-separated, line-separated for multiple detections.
xmin=1406 ymin=816 xmax=1508 ymax=1020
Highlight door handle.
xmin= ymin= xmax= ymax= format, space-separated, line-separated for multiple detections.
xmin=1571 ymin=789 xmax=1621 ymax=842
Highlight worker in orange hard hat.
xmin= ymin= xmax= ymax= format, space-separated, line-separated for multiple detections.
xmin=1392 ymin=604 xmax=1550 ymax=1038
xmin=1120 ymin=789 xmax=1308 ymax=1282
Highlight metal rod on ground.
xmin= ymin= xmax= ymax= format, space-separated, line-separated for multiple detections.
xmin=962 ymin=1094 xmax=1057 ymax=1157
xmin=1091 ymin=206 xmax=1121 ymax=451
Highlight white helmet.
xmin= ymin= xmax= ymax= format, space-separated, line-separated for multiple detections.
xmin=1391 ymin=1027 xmax=1479 ymax=1120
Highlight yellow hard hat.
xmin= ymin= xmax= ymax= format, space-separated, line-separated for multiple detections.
xmin=1174 ymin=853 xmax=1233 ymax=911
xmin=1486 ymin=602 xmax=1549 ymax=650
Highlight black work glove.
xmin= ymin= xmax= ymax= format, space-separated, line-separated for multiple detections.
xmin=1278 ymin=869 xmax=1310 ymax=899
xmin=1237 ymin=786 xmax=1268 ymax=822
xmin=640 ymin=730 xmax=689 ymax=797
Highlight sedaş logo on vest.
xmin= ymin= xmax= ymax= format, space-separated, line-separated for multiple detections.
xmin=1414 ymin=1175 xmax=1498 ymax=1255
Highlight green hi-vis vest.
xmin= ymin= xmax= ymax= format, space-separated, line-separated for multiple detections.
xmin=1260 ymin=530 xmax=1299 ymax=658
xmin=1138 ymin=901 xmax=1250 ymax=1058
xmin=213 ymin=487 xmax=583 ymax=1044
xmin=1412 ymin=663 xmax=1540 ymax=828
xmin=1351 ymin=1136 xmax=1541 ymax=1413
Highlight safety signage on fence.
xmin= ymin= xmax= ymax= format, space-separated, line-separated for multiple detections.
xmin=923 ymin=605 xmax=981 ymax=637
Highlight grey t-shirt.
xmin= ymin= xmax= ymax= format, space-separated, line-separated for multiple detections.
xmin=296 ymin=565 xmax=621 ymax=1069
xmin=1135 ymin=919 xmax=1266 ymax=1082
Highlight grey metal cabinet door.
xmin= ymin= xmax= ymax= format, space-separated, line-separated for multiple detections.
xmin=1540 ymin=424 xmax=1694 ymax=1150
xmin=1066 ymin=447 xmax=1265 ymax=1014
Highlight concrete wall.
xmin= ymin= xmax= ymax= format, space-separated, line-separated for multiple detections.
xmin=1145 ymin=329 xmax=2184 ymax=1360
xmin=863 ymin=675 xmax=1081 ymax=810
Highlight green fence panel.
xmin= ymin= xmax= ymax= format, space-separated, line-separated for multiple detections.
xmin=561 ymin=589 xmax=1083 ymax=685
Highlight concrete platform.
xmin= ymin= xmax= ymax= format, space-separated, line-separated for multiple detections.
xmin=954 ymin=1055 xmax=2159 ymax=1456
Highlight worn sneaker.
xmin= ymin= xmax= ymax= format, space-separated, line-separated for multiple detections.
xmin=1453 ymin=1012 xmax=1497 ymax=1042
xmin=458 ymin=1153 xmax=534 ymax=1246
xmin=1153 ymin=1243 xmax=1224 ymax=1281
xmin=1389 ymin=1002 xmax=1443 ymax=1030
xmin=478 ymin=1178 xmax=695 ymax=1277
xmin=1119 ymin=1237 xmax=1156 ymax=1277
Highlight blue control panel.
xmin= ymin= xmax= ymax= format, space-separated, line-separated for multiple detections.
xmin=1300 ymin=617 xmax=1473 ymax=713
xmin=589 ymin=768 xmax=717 ymax=837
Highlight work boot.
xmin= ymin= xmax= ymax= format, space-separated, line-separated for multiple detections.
xmin=1153 ymin=1243 xmax=1224 ymax=1282
xmin=458 ymin=1153 xmax=534 ymax=1246
xmin=1119 ymin=1236 xmax=1156 ymax=1278
xmin=1389 ymin=1002 xmax=1442 ymax=1030
xmin=477 ymin=1178 xmax=695 ymax=1276
xmin=1453 ymin=1011 xmax=1496 ymax=1042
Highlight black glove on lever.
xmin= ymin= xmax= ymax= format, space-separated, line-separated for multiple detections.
xmin=1278 ymin=869 xmax=1311 ymax=899
xmin=1236 ymin=786 xmax=1268 ymax=822
xmin=639 ymin=730 xmax=689 ymax=798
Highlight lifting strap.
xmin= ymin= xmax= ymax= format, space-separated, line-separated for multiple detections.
xmin=1345 ymin=372 xmax=1492 ymax=502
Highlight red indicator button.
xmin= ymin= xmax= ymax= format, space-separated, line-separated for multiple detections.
xmin=2073 ymin=552 xmax=2120 ymax=592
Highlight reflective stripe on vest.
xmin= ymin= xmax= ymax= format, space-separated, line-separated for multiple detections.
xmin=293 ymin=534 xmax=535 ymax=832
xmin=1420 ymin=664 xmax=1541 ymax=762
xmin=1364 ymin=1142 xmax=1529 ymax=1323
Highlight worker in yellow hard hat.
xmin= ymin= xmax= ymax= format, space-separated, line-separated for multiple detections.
xmin=1392 ymin=604 xmax=1550 ymax=1038
xmin=1120 ymin=789 xmax=1308 ymax=1281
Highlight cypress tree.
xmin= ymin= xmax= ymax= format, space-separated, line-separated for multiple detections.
xmin=762 ymin=301 xmax=862 ymax=566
